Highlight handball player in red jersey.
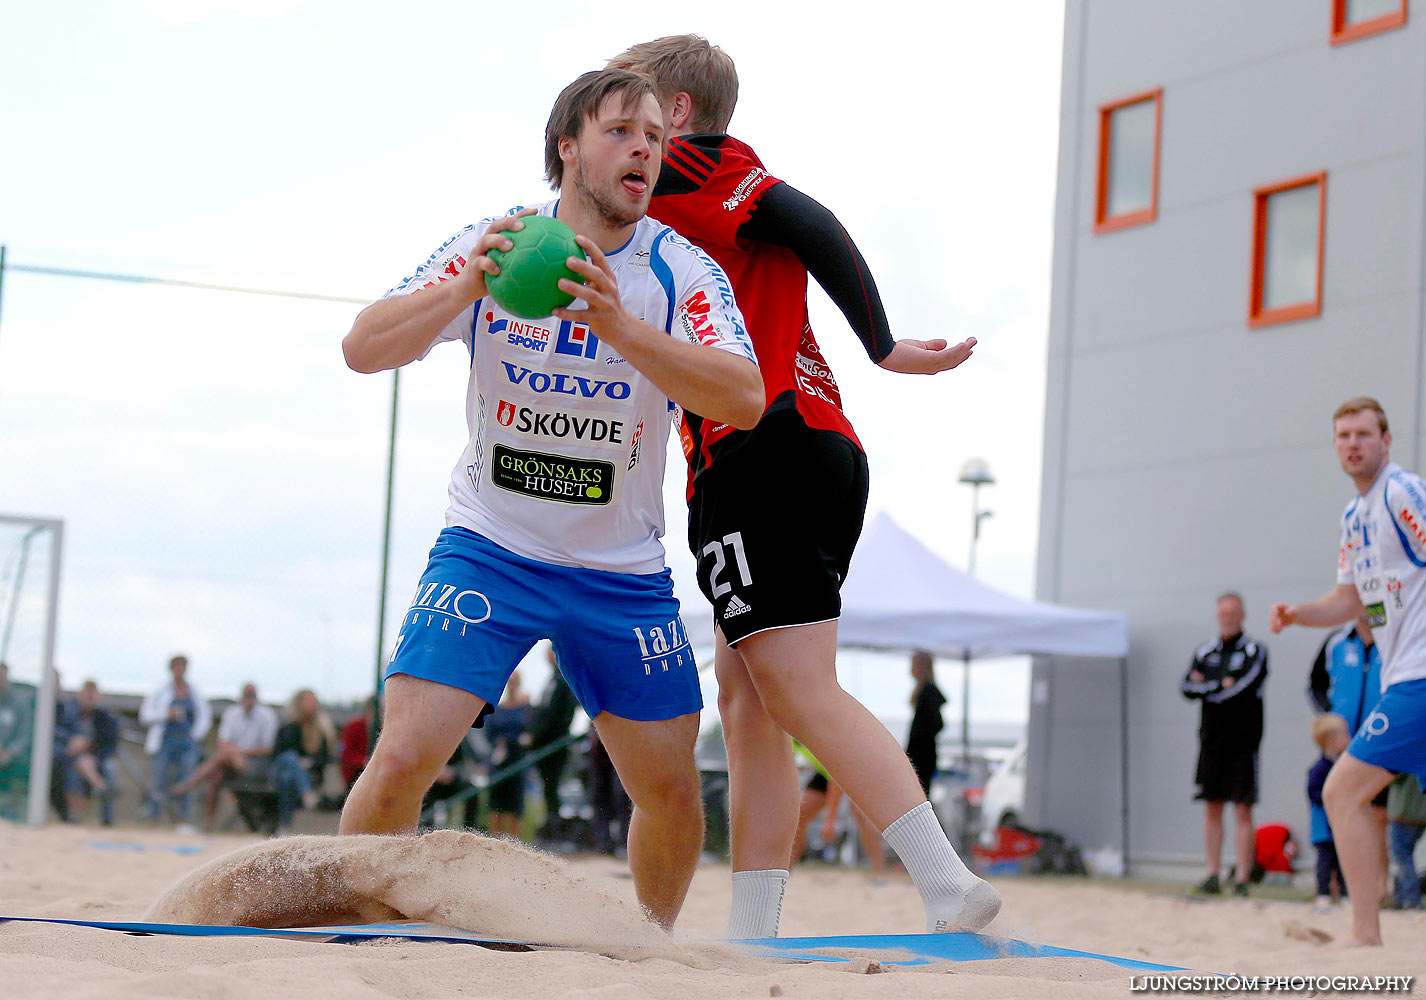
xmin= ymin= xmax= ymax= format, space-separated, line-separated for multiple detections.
xmin=610 ymin=36 xmax=995 ymax=938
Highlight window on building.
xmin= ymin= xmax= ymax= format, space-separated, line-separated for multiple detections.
xmin=1331 ymin=0 xmax=1407 ymax=44
xmin=1250 ymin=173 xmax=1326 ymax=328
xmin=1094 ymin=89 xmax=1162 ymax=233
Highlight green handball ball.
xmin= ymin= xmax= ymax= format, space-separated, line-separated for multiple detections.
xmin=485 ymin=216 xmax=587 ymax=320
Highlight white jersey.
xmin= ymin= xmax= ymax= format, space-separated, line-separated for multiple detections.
xmin=1337 ymin=460 xmax=1426 ymax=689
xmin=385 ymin=200 xmax=755 ymax=575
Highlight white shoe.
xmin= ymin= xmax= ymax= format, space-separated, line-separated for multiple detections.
xmin=174 ymin=823 xmax=198 ymax=835
xmin=1313 ymin=895 xmax=1335 ymax=914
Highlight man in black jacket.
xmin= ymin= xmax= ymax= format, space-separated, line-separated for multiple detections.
xmin=54 ymin=679 xmax=120 ymax=825
xmin=1181 ymin=592 xmax=1269 ymax=895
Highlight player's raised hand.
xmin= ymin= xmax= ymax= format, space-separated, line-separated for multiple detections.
xmin=878 ymin=336 xmax=977 ymax=375
xmin=552 ymin=235 xmax=631 ymax=336
xmin=1268 ymin=602 xmax=1295 ymax=633
xmin=458 ymin=208 xmax=538 ymax=300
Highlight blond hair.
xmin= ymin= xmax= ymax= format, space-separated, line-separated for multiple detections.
xmin=289 ymin=688 xmax=337 ymax=756
xmin=1333 ymin=397 xmax=1388 ymax=434
xmin=608 ymin=34 xmax=738 ymax=134
xmin=1311 ymin=713 xmax=1350 ymax=752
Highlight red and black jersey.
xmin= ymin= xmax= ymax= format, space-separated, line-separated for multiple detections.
xmin=651 ymin=134 xmax=895 ymax=493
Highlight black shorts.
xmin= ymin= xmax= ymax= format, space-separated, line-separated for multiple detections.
xmin=1194 ymin=746 xmax=1259 ymax=804
xmin=688 ymin=409 xmax=870 ymax=646
xmin=805 ymin=770 xmax=829 ymax=794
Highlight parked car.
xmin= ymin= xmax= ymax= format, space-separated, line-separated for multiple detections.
xmin=978 ymin=740 xmax=1027 ymax=846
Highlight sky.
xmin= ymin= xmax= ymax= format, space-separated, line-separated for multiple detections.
xmin=0 ymin=1 xmax=1067 ymax=735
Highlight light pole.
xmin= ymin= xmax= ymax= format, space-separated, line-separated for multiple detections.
xmin=960 ymin=458 xmax=995 ymax=577
xmin=957 ymin=458 xmax=994 ymax=838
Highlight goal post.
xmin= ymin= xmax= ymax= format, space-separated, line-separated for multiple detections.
xmin=0 ymin=514 xmax=63 ymax=827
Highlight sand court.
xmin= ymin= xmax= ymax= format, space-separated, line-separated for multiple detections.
xmin=2 ymin=822 xmax=1423 ymax=999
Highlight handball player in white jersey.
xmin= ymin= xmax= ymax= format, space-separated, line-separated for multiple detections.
xmin=338 ymin=68 xmax=763 ymax=930
xmin=1271 ymin=397 xmax=1426 ymax=946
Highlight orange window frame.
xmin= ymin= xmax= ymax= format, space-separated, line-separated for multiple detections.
xmin=1094 ymin=88 xmax=1163 ymax=234
xmin=1331 ymin=0 xmax=1408 ymax=44
xmin=1249 ymin=172 xmax=1327 ymax=329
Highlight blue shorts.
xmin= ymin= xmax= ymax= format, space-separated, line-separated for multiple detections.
xmin=1347 ymin=677 xmax=1426 ymax=789
xmin=386 ymin=527 xmax=701 ymax=724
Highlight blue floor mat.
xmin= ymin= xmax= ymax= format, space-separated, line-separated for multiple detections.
xmin=0 ymin=916 xmax=1185 ymax=970
xmin=738 ymin=932 xmax=1186 ymax=970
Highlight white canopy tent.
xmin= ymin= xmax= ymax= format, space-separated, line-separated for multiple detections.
xmin=836 ymin=512 xmax=1127 ymax=660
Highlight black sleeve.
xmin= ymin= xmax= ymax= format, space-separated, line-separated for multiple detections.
xmin=93 ymin=711 xmax=120 ymax=759
xmin=1308 ymin=636 xmax=1332 ymax=713
xmin=736 ymin=182 xmax=896 ymax=363
xmin=274 ymin=722 xmax=301 ymax=757
xmin=1206 ymin=642 xmax=1268 ymax=703
xmin=1181 ymin=652 xmax=1216 ymax=699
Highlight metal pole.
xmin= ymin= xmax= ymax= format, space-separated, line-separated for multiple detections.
xmin=1120 ymin=655 xmax=1130 ymax=877
xmin=373 ymin=368 xmax=400 ymax=703
xmin=961 ymin=481 xmax=980 ymax=844
xmin=1 ymin=528 xmax=39 ymax=661
xmin=961 ymin=648 xmax=971 ymax=779
xmin=25 ymin=521 xmax=63 ymax=826
xmin=967 ymin=482 xmax=981 ymax=577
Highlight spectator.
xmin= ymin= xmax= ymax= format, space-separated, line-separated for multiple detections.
xmin=1181 ymin=591 xmax=1268 ymax=896
xmin=1386 ymin=773 xmax=1426 ymax=910
xmin=0 ymin=662 xmax=34 ymax=821
xmin=586 ymin=726 xmax=632 ymax=857
xmin=54 ymin=679 xmax=119 ymax=825
xmin=485 ymin=671 xmax=532 ymax=838
xmin=271 ymin=689 xmax=336 ymax=835
xmin=1308 ymin=713 xmax=1352 ymax=911
xmin=791 ymin=743 xmax=890 ymax=883
xmin=138 ymin=654 xmax=211 ymax=827
xmin=340 ymin=695 xmax=378 ymax=790
xmin=1304 ymin=609 xmax=1390 ymax=908
xmin=530 ymin=646 xmax=579 ymax=841
xmin=422 ymin=731 xmax=477 ymax=827
xmin=174 ymin=681 xmax=277 ymax=831
xmin=1309 ymin=610 xmax=1383 ymax=736
xmin=906 ymin=651 xmax=945 ymax=794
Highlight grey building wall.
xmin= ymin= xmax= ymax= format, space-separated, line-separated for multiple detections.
xmin=1030 ymin=0 xmax=1426 ymax=869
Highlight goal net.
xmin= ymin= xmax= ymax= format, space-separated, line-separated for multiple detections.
xmin=0 ymin=515 xmax=63 ymax=826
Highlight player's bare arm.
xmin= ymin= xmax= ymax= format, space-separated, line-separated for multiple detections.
xmin=343 ymin=211 xmax=536 ymax=373
xmin=878 ymin=337 xmax=978 ymax=375
xmin=554 ymin=236 xmax=763 ymax=429
xmin=1269 ymin=583 xmax=1362 ymax=633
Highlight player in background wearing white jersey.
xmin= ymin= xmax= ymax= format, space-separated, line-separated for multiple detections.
xmin=339 ymin=69 xmax=763 ymax=930
xmin=1271 ymin=397 xmax=1426 ymax=946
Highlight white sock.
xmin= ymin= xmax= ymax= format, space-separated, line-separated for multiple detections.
xmin=882 ymin=801 xmax=1001 ymax=933
xmin=725 ymin=868 xmax=789 ymax=939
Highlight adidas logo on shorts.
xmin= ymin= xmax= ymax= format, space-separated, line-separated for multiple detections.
xmin=723 ymin=595 xmax=752 ymax=619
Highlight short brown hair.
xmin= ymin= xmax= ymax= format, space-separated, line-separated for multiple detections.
xmin=544 ymin=69 xmax=657 ymax=189
xmin=607 ymin=34 xmax=738 ymax=134
xmin=1216 ymin=591 xmax=1244 ymax=610
xmin=1333 ymin=396 xmax=1389 ymax=434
